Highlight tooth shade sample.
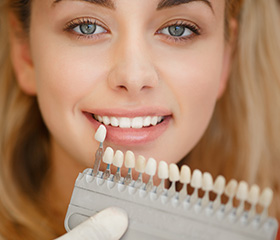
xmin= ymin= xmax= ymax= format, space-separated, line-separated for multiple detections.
xmin=259 ymin=188 xmax=273 ymax=208
xmin=236 ymin=181 xmax=248 ymax=201
xmin=135 ymin=155 xmax=146 ymax=173
xmin=169 ymin=164 xmax=180 ymax=182
xmin=248 ymin=185 xmax=260 ymax=205
xmin=102 ymin=147 xmax=114 ymax=164
xmin=125 ymin=151 xmax=135 ymax=168
xmin=190 ymin=169 xmax=202 ymax=189
xmin=225 ymin=179 xmax=238 ymax=198
xmin=202 ymin=172 xmax=213 ymax=191
xmin=158 ymin=161 xmax=169 ymax=179
xmin=113 ymin=150 xmax=124 ymax=168
xmin=180 ymin=165 xmax=191 ymax=184
xmin=145 ymin=158 xmax=157 ymax=176
xmin=213 ymin=175 xmax=226 ymax=195
xmin=94 ymin=125 xmax=107 ymax=142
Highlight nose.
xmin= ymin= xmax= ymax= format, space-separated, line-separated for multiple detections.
xmin=107 ymin=40 xmax=159 ymax=96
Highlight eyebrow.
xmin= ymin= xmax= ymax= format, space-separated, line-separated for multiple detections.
xmin=52 ymin=0 xmax=213 ymax=13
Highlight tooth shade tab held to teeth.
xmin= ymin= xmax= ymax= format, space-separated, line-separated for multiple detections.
xmin=134 ymin=155 xmax=146 ymax=188
xmin=94 ymin=125 xmax=107 ymax=143
xmin=92 ymin=125 xmax=107 ymax=177
xmin=93 ymin=115 xmax=165 ymax=129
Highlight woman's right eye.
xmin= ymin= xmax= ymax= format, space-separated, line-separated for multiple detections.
xmin=73 ymin=23 xmax=106 ymax=35
xmin=63 ymin=18 xmax=108 ymax=39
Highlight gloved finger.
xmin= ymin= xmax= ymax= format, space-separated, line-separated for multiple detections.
xmin=56 ymin=207 xmax=128 ymax=240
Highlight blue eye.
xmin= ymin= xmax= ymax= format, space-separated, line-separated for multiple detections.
xmin=73 ymin=23 xmax=106 ymax=35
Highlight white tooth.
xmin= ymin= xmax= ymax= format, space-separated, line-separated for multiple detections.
xmin=259 ymin=187 xmax=273 ymax=208
xmin=125 ymin=151 xmax=135 ymax=168
xmin=180 ymin=165 xmax=191 ymax=184
xmin=143 ymin=116 xmax=151 ymax=127
xmin=94 ymin=125 xmax=107 ymax=142
xmin=119 ymin=117 xmax=131 ymax=128
xmin=236 ymin=181 xmax=248 ymax=201
xmin=190 ymin=169 xmax=202 ymax=189
xmin=248 ymin=184 xmax=260 ymax=205
xmin=131 ymin=117 xmax=143 ymax=129
xmin=158 ymin=161 xmax=169 ymax=179
xmin=157 ymin=116 xmax=163 ymax=123
xmin=144 ymin=158 xmax=157 ymax=176
xmin=110 ymin=117 xmax=119 ymax=127
xmin=103 ymin=116 xmax=110 ymax=125
xmin=113 ymin=150 xmax=124 ymax=168
xmin=103 ymin=147 xmax=114 ymax=164
xmin=213 ymin=175 xmax=226 ymax=195
xmin=169 ymin=163 xmax=180 ymax=182
xmin=225 ymin=179 xmax=238 ymax=198
xmin=97 ymin=115 xmax=103 ymax=122
xmin=135 ymin=155 xmax=146 ymax=173
xmin=202 ymin=172 xmax=213 ymax=191
xmin=151 ymin=116 xmax=158 ymax=126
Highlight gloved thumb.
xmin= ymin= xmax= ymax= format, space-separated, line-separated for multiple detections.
xmin=56 ymin=207 xmax=128 ymax=240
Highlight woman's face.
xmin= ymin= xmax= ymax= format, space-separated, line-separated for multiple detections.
xmin=16 ymin=0 xmax=231 ymax=171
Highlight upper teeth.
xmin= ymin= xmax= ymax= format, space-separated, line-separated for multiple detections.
xmin=94 ymin=115 xmax=164 ymax=129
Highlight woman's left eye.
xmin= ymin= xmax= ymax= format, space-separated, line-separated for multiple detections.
xmin=73 ymin=23 xmax=106 ymax=35
xmin=160 ymin=25 xmax=192 ymax=37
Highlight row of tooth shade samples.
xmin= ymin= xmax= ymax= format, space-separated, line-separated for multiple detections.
xmin=98 ymin=146 xmax=273 ymax=221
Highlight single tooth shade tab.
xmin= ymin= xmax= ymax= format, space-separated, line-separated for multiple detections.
xmin=102 ymin=147 xmax=114 ymax=164
xmin=180 ymin=165 xmax=191 ymax=184
xmin=169 ymin=164 xmax=180 ymax=182
xmin=248 ymin=184 xmax=260 ymax=205
xmin=135 ymin=155 xmax=146 ymax=173
xmin=213 ymin=175 xmax=226 ymax=195
xmin=236 ymin=181 xmax=248 ymax=201
xmin=202 ymin=172 xmax=213 ymax=191
xmin=259 ymin=187 xmax=273 ymax=208
xmin=125 ymin=151 xmax=135 ymax=168
xmin=190 ymin=169 xmax=202 ymax=189
xmin=94 ymin=125 xmax=107 ymax=142
xmin=225 ymin=179 xmax=238 ymax=198
xmin=158 ymin=161 xmax=169 ymax=179
xmin=145 ymin=158 xmax=157 ymax=176
xmin=113 ymin=150 xmax=124 ymax=168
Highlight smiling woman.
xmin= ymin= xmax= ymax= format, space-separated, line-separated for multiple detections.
xmin=0 ymin=0 xmax=280 ymax=239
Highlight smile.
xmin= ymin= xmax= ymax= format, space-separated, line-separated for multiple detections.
xmin=92 ymin=114 xmax=164 ymax=129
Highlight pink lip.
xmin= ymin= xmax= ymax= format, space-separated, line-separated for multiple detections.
xmin=83 ymin=108 xmax=172 ymax=146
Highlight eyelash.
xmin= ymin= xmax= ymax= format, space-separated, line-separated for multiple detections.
xmin=63 ymin=18 xmax=201 ymax=43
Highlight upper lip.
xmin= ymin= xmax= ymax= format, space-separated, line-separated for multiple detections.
xmin=82 ymin=107 xmax=172 ymax=117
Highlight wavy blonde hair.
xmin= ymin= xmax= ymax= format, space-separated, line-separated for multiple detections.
xmin=0 ymin=0 xmax=279 ymax=239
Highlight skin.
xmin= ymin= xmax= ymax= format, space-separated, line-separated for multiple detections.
xmin=10 ymin=0 xmax=233 ymax=231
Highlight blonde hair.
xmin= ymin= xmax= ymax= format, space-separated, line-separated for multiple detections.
xmin=0 ymin=0 xmax=279 ymax=239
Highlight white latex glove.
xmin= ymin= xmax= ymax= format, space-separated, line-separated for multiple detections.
xmin=56 ymin=207 xmax=128 ymax=240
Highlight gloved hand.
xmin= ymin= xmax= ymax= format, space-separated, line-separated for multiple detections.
xmin=56 ymin=207 xmax=128 ymax=240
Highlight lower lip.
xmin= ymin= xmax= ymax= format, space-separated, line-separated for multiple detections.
xmin=84 ymin=113 xmax=171 ymax=146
